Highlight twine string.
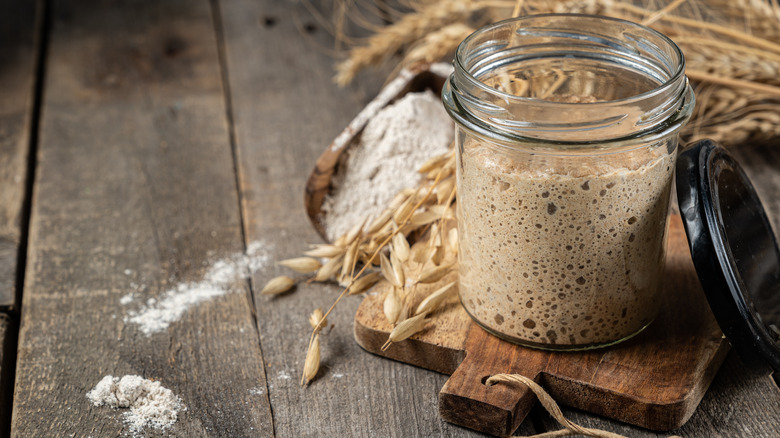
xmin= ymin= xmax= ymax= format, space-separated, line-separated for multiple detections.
xmin=486 ymin=374 xmax=682 ymax=438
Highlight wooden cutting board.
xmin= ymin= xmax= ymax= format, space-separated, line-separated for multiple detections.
xmin=354 ymin=214 xmax=729 ymax=436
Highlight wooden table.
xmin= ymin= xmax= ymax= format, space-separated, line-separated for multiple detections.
xmin=1 ymin=1 xmax=778 ymax=436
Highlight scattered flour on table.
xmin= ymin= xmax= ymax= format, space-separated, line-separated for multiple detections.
xmin=123 ymin=241 xmax=270 ymax=335
xmin=87 ymin=375 xmax=184 ymax=434
xmin=119 ymin=294 xmax=134 ymax=305
xmin=322 ymin=90 xmax=454 ymax=241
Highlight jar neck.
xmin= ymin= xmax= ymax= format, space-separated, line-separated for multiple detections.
xmin=442 ymin=14 xmax=694 ymax=148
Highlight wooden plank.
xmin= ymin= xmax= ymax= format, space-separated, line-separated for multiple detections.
xmin=218 ymin=0 xmax=531 ymax=436
xmin=0 ymin=314 xmax=17 ymax=436
xmin=0 ymin=0 xmax=39 ymax=311
xmin=11 ymin=0 xmax=273 ymax=436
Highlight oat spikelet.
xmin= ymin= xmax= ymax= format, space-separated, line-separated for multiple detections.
xmin=339 ymin=238 xmax=362 ymax=284
xmin=384 ymin=286 xmax=403 ymax=324
xmin=390 ymin=251 xmax=406 ymax=287
xmin=309 ymin=308 xmax=328 ymax=332
xmin=335 ymin=0 xmax=474 ymax=85
xmin=392 ymin=232 xmax=411 ymax=262
xmin=347 ymin=271 xmax=382 ymax=295
xmin=314 ymin=253 xmax=345 ymax=282
xmin=448 ymin=227 xmax=459 ymax=254
xmin=436 ymin=177 xmax=456 ymax=205
xmin=416 ymin=281 xmax=457 ymax=316
xmin=397 ymin=301 xmax=410 ymax=324
xmin=428 ymin=204 xmax=450 ymax=218
xmin=431 ymin=244 xmax=446 ymax=266
xmin=417 ymin=264 xmax=453 ymax=284
xmin=429 ymin=222 xmax=442 ymax=247
xmin=381 ymin=313 xmax=429 ymax=351
xmin=301 ymin=334 xmax=321 ymax=386
xmin=367 ymin=208 xmax=395 ymax=234
xmin=337 ymin=217 xmax=366 ymax=247
xmin=411 ymin=244 xmax=435 ymax=264
xmin=418 ymin=152 xmax=450 ymax=174
xmin=304 ymin=244 xmax=345 ymax=258
xmin=393 ymin=194 xmax=419 ymax=225
xmin=361 ymin=240 xmax=380 ymax=263
xmin=278 ymin=257 xmax=323 ymax=273
xmin=426 ymin=155 xmax=454 ymax=179
xmin=260 ymin=276 xmax=295 ymax=295
xmin=410 ymin=211 xmax=439 ymax=227
xmin=380 ymin=253 xmax=401 ymax=288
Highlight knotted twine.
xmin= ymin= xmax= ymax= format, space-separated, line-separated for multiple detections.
xmin=486 ymin=374 xmax=682 ymax=438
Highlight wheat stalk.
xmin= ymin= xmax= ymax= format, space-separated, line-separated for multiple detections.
xmin=400 ymin=23 xmax=475 ymax=68
xmin=332 ymin=0 xmax=780 ymax=147
xmin=334 ymin=0 xmax=474 ymax=85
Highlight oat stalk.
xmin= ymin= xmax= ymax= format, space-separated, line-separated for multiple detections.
xmin=381 ymin=312 xmax=429 ymax=351
xmin=415 ymin=281 xmax=457 ymax=315
xmin=260 ymin=276 xmax=295 ymax=295
xmin=300 ymin=158 xmax=450 ymax=385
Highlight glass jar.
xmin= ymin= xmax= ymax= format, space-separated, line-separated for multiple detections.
xmin=442 ymin=14 xmax=695 ymax=350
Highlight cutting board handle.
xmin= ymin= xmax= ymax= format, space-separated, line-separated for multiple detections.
xmin=438 ymin=325 xmax=550 ymax=437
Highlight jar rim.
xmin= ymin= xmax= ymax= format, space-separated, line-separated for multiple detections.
xmin=454 ymin=14 xmax=686 ymax=108
xmin=444 ymin=13 xmax=695 ymax=146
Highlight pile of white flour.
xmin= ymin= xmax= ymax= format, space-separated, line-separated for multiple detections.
xmin=123 ymin=241 xmax=270 ymax=335
xmin=322 ymin=90 xmax=454 ymax=241
xmin=87 ymin=375 xmax=184 ymax=433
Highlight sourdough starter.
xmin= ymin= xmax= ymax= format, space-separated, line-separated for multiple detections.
xmin=457 ymin=141 xmax=674 ymax=348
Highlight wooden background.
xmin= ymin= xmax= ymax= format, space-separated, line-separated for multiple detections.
xmin=0 ymin=0 xmax=778 ymax=437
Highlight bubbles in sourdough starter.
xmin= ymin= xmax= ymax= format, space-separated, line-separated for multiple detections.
xmin=458 ymin=141 xmax=674 ymax=347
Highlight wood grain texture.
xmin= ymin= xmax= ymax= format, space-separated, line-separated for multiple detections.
xmin=356 ymin=217 xmax=731 ymax=436
xmin=218 ymin=0 xmax=530 ymax=435
xmin=0 ymin=314 xmax=17 ymax=435
xmin=539 ymin=351 xmax=780 ymax=438
xmin=4 ymin=1 xmax=774 ymax=436
xmin=354 ymin=274 xmax=469 ymax=376
xmin=0 ymin=0 xmax=39 ymax=311
xmin=11 ymin=0 xmax=273 ymax=436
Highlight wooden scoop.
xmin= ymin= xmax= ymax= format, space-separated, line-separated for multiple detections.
xmin=304 ymin=64 xmax=450 ymax=240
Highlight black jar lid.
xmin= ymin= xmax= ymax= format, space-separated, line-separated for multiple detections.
xmin=676 ymin=139 xmax=780 ymax=373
